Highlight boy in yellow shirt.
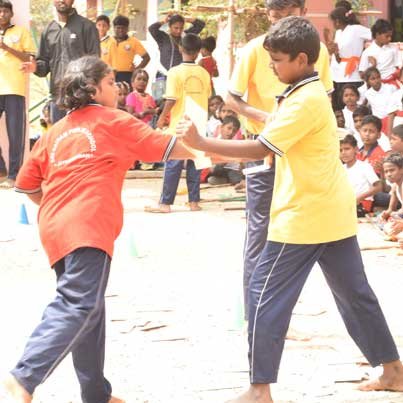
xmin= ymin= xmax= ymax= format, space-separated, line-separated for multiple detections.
xmin=0 ymin=0 xmax=35 ymax=189
xmin=177 ymin=16 xmax=403 ymax=403
xmin=96 ymin=15 xmax=116 ymax=67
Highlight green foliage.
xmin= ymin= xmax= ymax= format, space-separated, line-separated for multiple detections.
xmin=30 ymin=0 xmax=53 ymax=35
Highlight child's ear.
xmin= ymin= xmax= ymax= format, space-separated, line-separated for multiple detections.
xmin=297 ymin=52 xmax=309 ymax=67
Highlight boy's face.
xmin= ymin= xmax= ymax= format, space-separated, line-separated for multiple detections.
xmin=383 ymin=162 xmax=403 ymax=184
xmin=219 ymin=104 xmax=236 ymax=120
xmin=342 ymin=88 xmax=358 ymax=108
xmin=367 ymin=71 xmax=382 ymax=91
xmin=360 ymin=122 xmax=381 ymax=146
xmin=200 ymin=47 xmax=208 ymax=57
xmin=269 ymin=50 xmax=308 ymax=85
xmin=375 ymin=31 xmax=393 ymax=46
xmin=114 ymin=25 xmax=128 ymax=39
xmin=0 ymin=7 xmax=13 ymax=27
xmin=353 ymin=114 xmax=365 ymax=131
xmin=221 ymin=122 xmax=236 ymax=140
xmin=335 ymin=111 xmax=345 ymax=128
xmin=267 ymin=6 xmax=306 ymax=24
xmin=390 ymin=133 xmax=403 ymax=153
xmin=96 ymin=20 xmax=109 ymax=38
xmin=340 ymin=143 xmax=357 ymax=164
xmin=169 ymin=22 xmax=184 ymax=38
xmin=209 ymin=98 xmax=222 ymax=115
xmin=94 ymin=71 xmax=118 ymax=108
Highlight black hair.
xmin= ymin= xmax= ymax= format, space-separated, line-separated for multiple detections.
xmin=113 ymin=15 xmax=129 ymax=27
xmin=361 ymin=115 xmax=382 ymax=132
xmin=335 ymin=1 xmax=352 ymax=10
xmin=168 ymin=14 xmax=185 ymax=27
xmin=96 ymin=15 xmax=110 ymax=25
xmin=341 ymin=83 xmax=359 ymax=98
xmin=340 ymin=134 xmax=358 ymax=147
xmin=363 ymin=66 xmax=381 ymax=83
xmin=329 ymin=7 xmax=360 ymax=26
xmin=116 ymin=81 xmax=130 ymax=93
xmin=209 ymin=95 xmax=224 ymax=104
xmin=201 ymin=36 xmax=216 ymax=53
xmin=353 ymin=105 xmax=371 ymax=118
xmin=57 ymin=56 xmax=112 ymax=111
xmin=392 ymin=124 xmax=403 ymax=140
xmin=265 ymin=0 xmax=305 ymax=10
xmin=131 ymin=69 xmax=149 ymax=82
xmin=371 ymin=19 xmax=393 ymax=39
xmin=263 ymin=16 xmax=320 ymax=65
xmin=222 ymin=115 xmax=241 ymax=132
xmin=0 ymin=0 xmax=12 ymax=11
xmin=180 ymin=33 xmax=202 ymax=54
xmin=383 ymin=152 xmax=403 ymax=168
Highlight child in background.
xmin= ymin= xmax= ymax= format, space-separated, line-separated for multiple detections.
xmin=208 ymin=115 xmax=244 ymax=186
xmin=357 ymin=115 xmax=386 ymax=177
xmin=215 ymin=102 xmax=243 ymax=139
xmin=359 ymin=19 xmax=401 ymax=88
xmin=362 ymin=66 xmax=396 ymax=132
xmin=341 ymin=84 xmax=359 ymax=131
xmin=206 ymin=95 xmax=223 ymax=137
xmin=340 ymin=134 xmax=382 ymax=216
xmin=352 ymin=105 xmax=371 ymax=147
xmin=126 ymin=69 xmax=159 ymax=126
xmin=380 ymin=153 xmax=403 ymax=242
xmin=390 ymin=124 xmax=403 ymax=153
xmin=199 ymin=36 xmax=219 ymax=95
xmin=386 ymin=83 xmax=403 ymax=133
xmin=96 ymin=15 xmax=116 ymax=67
xmin=30 ymin=102 xmax=51 ymax=150
xmin=116 ymin=81 xmax=130 ymax=111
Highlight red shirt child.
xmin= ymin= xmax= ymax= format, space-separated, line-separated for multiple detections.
xmin=199 ymin=36 xmax=218 ymax=93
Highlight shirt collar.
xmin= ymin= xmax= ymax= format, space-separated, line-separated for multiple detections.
xmin=0 ymin=24 xmax=14 ymax=35
xmin=100 ymin=34 xmax=110 ymax=42
xmin=182 ymin=61 xmax=196 ymax=64
xmin=56 ymin=8 xmax=77 ymax=25
xmin=276 ymin=72 xmax=319 ymax=102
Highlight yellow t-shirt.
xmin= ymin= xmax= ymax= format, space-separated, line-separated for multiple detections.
xmin=100 ymin=35 xmax=116 ymax=67
xmin=230 ymin=35 xmax=333 ymax=134
xmin=0 ymin=25 xmax=35 ymax=97
xmin=165 ymin=62 xmax=211 ymax=133
xmin=111 ymin=36 xmax=146 ymax=72
xmin=258 ymin=74 xmax=356 ymax=244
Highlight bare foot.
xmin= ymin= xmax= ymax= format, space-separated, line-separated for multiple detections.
xmin=2 ymin=374 xmax=32 ymax=402
xmin=226 ymin=385 xmax=273 ymax=403
xmin=189 ymin=202 xmax=202 ymax=211
xmin=286 ymin=328 xmax=312 ymax=342
xmin=109 ymin=396 xmax=126 ymax=403
xmin=0 ymin=179 xmax=15 ymax=189
xmin=358 ymin=360 xmax=403 ymax=392
xmin=144 ymin=204 xmax=171 ymax=213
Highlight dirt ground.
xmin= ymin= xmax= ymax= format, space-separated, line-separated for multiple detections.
xmin=1 ymin=177 xmax=403 ymax=403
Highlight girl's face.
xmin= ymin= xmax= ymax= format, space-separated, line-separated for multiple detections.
xmin=390 ymin=133 xmax=403 ymax=153
xmin=94 ymin=71 xmax=119 ymax=108
xmin=219 ymin=104 xmax=236 ymax=120
xmin=117 ymin=88 xmax=127 ymax=106
xmin=367 ymin=71 xmax=382 ymax=91
xmin=342 ymin=88 xmax=358 ymax=107
xmin=375 ymin=31 xmax=393 ymax=46
xmin=200 ymin=47 xmax=209 ymax=57
xmin=220 ymin=122 xmax=236 ymax=139
xmin=169 ymin=22 xmax=184 ymax=38
xmin=209 ymin=98 xmax=222 ymax=115
xmin=132 ymin=73 xmax=148 ymax=92
xmin=334 ymin=110 xmax=345 ymax=127
xmin=383 ymin=162 xmax=403 ymax=184
xmin=353 ymin=114 xmax=364 ymax=132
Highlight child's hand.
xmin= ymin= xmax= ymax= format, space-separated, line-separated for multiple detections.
xmin=381 ymin=209 xmax=392 ymax=221
xmin=368 ymin=56 xmax=377 ymax=67
xmin=390 ymin=220 xmax=403 ymax=236
xmin=20 ymin=55 xmax=37 ymax=73
xmin=176 ymin=116 xmax=202 ymax=148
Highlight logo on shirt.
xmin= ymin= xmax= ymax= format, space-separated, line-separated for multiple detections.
xmin=124 ymin=44 xmax=131 ymax=51
xmin=184 ymin=75 xmax=205 ymax=95
xmin=50 ymin=127 xmax=96 ymax=167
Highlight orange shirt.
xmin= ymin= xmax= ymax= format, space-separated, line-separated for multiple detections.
xmin=357 ymin=143 xmax=386 ymax=177
xmin=15 ymin=105 xmax=176 ymax=266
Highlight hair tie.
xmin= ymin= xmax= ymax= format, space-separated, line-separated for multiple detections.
xmin=345 ymin=10 xmax=353 ymax=17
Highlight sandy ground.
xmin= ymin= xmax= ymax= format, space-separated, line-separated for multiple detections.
xmin=1 ymin=177 xmax=403 ymax=403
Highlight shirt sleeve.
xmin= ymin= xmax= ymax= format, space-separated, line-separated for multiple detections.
xmin=229 ymin=42 xmax=257 ymax=97
xmin=21 ymin=27 xmax=36 ymax=54
xmin=15 ymin=138 xmax=47 ymax=194
xmin=387 ymin=89 xmax=403 ymax=114
xmin=185 ymin=19 xmax=205 ymax=35
xmin=357 ymin=25 xmax=372 ymax=41
xmin=393 ymin=46 xmax=402 ymax=68
xmin=132 ymin=37 xmax=147 ymax=56
xmin=35 ymin=29 xmax=51 ymax=77
xmin=258 ymin=100 xmax=315 ymax=156
xmin=316 ymin=43 xmax=333 ymax=93
xmin=83 ymin=21 xmax=101 ymax=57
xmin=359 ymin=48 xmax=370 ymax=72
xmin=363 ymin=162 xmax=381 ymax=185
xmin=118 ymin=114 xmax=177 ymax=163
xmin=148 ymin=22 xmax=165 ymax=44
xmin=164 ymin=69 xmax=179 ymax=100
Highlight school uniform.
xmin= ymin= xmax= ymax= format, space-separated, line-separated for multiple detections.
xmin=364 ymin=83 xmax=397 ymax=119
xmin=0 ymin=24 xmax=35 ymax=180
xmin=229 ymin=34 xmax=333 ymax=319
xmin=387 ymin=87 xmax=403 ymax=128
xmin=357 ymin=142 xmax=386 ymax=177
xmin=100 ymin=34 xmax=116 ymax=67
xmin=250 ymin=73 xmax=398 ymax=384
xmin=331 ymin=24 xmax=372 ymax=109
xmin=342 ymin=106 xmax=355 ymax=131
xmin=160 ymin=62 xmax=211 ymax=205
xmin=13 ymin=105 xmax=176 ymax=399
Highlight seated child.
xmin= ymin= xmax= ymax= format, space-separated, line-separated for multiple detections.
xmin=206 ymin=95 xmax=223 ymax=137
xmin=359 ymin=19 xmax=401 ymax=88
xmin=116 ymin=81 xmax=130 ymax=111
xmin=386 ymin=84 xmax=403 ymax=134
xmin=380 ymin=153 xmax=403 ymax=242
xmin=214 ymin=102 xmax=243 ymax=139
xmin=390 ymin=124 xmax=403 ymax=154
xmin=30 ymin=102 xmax=51 ymax=150
xmin=357 ymin=115 xmax=387 ymax=177
xmin=341 ymin=84 xmax=359 ymax=131
xmin=208 ymin=116 xmax=244 ymax=186
xmin=126 ymin=69 xmax=159 ymax=126
xmin=199 ymin=36 xmax=219 ymax=94
xmin=340 ymin=134 xmax=382 ymax=216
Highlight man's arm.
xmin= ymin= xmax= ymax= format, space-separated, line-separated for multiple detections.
xmin=83 ymin=21 xmax=101 ymax=56
xmin=135 ymin=52 xmax=150 ymax=69
xmin=148 ymin=20 xmax=167 ymax=44
xmin=185 ymin=18 xmax=205 ymax=34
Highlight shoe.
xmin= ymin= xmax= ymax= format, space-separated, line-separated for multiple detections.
xmin=207 ymin=176 xmax=229 ymax=186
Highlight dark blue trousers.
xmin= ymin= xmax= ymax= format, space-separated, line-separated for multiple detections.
xmin=243 ymin=162 xmax=275 ymax=320
xmin=248 ymin=236 xmax=399 ymax=384
xmin=0 ymin=95 xmax=26 ymax=179
xmin=11 ymin=248 xmax=112 ymax=403
xmin=160 ymin=159 xmax=201 ymax=204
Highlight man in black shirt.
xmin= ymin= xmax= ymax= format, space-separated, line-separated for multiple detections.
xmin=25 ymin=0 xmax=100 ymax=123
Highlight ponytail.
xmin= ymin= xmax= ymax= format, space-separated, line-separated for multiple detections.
xmin=329 ymin=7 xmax=360 ymax=26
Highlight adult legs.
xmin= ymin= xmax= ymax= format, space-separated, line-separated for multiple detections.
xmin=243 ymin=165 xmax=275 ymax=320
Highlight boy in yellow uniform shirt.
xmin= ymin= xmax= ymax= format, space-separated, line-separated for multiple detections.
xmin=0 ymin=0 xmax=35 ymax=189
xmin=111 ymin=15 xmax=150 ymax=86
xmin=96 ymin=15 xmax=116 ymax=67
xmin=177 ymin=16 xmax=403 ymax=403
xmin=226 ymin=0 xmax=333 ymax=320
